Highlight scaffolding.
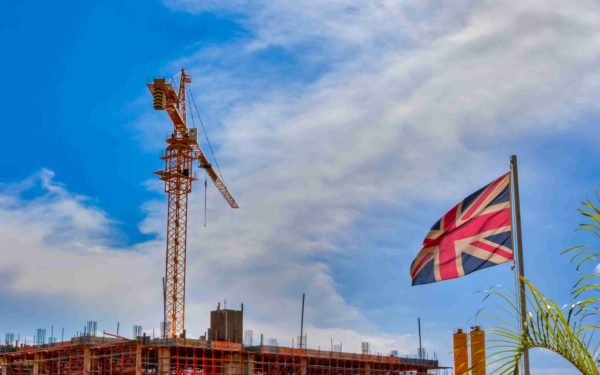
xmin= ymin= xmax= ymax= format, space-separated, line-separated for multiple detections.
xmin=0 ymin=337 xmax=449 ymax=375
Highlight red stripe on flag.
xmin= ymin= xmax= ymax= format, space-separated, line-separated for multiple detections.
xmin=411 ymin=251 xmax=435 ymax=278
xmin=434 ymin=208 xmax=511 ymax=280
xmin=470 ymin=240 xmax=513 ymax=260
xmin=449 ymin=207 xmax=511 ymax=240
xmin=443 ymin=205 xmax=458 ymax=232
xmin=438 ymin=237 xmax=459 ymax=279
xmin=461 ymin=173 xmax=508 ymax=222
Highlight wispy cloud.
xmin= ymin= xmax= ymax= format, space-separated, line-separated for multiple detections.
xmin=159 ymin=0 xmax=600 ymax=358
xmin=0 ymin=168 xmax=418 ymax=353
xmin=0 ymin=169 xmax=162 ymax=318
xmin=3 ymin=0 xmax=600 ymax=366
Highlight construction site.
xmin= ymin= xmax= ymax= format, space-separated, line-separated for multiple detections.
xmin=0 ymin=70 xmax=448 ymax=375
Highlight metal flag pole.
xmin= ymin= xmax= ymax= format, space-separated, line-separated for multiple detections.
xmin=300 ymin=293 xmax=306 ymax=350
xmin=510 ymin=154 xmax=530 ymax=375
xmin=418 ymin=317 xmax=422 ymax=360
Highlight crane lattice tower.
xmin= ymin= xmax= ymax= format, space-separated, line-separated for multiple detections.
xmin=149 ymin=69 xmax=238 ymax=338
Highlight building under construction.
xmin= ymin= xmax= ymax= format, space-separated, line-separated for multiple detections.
xmin=0 ymin=305 xmax=446 ymax=374
xmin=0 ymin=317 xmax=443 ymax=375
xmin=0 ymin=70 xmax=448 ymax=375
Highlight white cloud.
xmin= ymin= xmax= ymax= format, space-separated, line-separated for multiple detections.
xmin=0 ymin=169 xmax=414 ymax=354
xmin=3 ymin=0 xmax=600 ymax=368
xmin=0 ymin=169 xmax=163 ymax=320
xmin=160 ymin=0 xmax=600 ymax=360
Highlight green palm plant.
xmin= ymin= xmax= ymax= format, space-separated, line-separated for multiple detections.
xmin=485 ymin=196 xmax=600 ymax=374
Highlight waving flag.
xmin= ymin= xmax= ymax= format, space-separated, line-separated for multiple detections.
xmin=410 ymin=173 xmax=513 ymax=285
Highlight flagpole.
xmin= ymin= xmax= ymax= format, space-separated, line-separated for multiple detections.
xmin=510 ymin=154 xmax=530 ymax=375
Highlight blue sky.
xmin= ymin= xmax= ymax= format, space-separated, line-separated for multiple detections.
xmin=1 ymin=1 xmax=599 ymax=373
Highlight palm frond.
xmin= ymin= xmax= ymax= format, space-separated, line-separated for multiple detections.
xmin=486 ymin=195 xmax=600 ymax=375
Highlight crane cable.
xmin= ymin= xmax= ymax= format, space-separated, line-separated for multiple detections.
xmin=187 ymin=87 xmax=227 ymax=184
xmin=186 ymin=89 xmax=208 ymax=228
xmin=187 ymin=86 xmax=227 ymax=227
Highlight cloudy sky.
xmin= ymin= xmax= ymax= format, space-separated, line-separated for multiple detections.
xmin=1 ymin=0 xmax=599 ymax=373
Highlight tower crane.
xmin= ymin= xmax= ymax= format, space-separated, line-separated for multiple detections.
xmin=148 ymin=69 xmax=239 ymax=339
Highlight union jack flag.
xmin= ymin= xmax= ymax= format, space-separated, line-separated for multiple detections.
xmin=410 ymin=173 xmax=513 ymax=285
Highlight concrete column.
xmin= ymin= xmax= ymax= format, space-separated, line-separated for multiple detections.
xmin=158 ymin=348 xmax=171 ymax=375
xmin=83 ymin=348 xmax=91 ymax=375
xmin=2 ymin=358 xmax=13 ymax=375
xmin=223 ymin=353 xmax=241 ymax=375
xmin=135 ymin=345 xmax=143 ymax=375
xmin=1 ymin=357 xmax=7 ymax=375
xmin=32 ymin=354 xmax=42 ymax=375
xmin=244 ymin=353 xmax=255 ymax=375
xmin=300 ymin=358 xmax=307 ymax=375
xmin=363 ymin=363 xmax=370 ymax=375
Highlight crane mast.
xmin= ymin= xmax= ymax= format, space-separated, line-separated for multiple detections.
xmin=149 ymin=69 xmax=238 ymax=339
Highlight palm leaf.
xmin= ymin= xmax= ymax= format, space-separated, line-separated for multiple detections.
xmin=486 ymin=196 xmax=600 ymax=374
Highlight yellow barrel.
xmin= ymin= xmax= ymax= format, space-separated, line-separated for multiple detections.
xmin=471 ymin=326 xmax=486 ymax=375
xmin=453 ymin=329 xmax=469 ymax=375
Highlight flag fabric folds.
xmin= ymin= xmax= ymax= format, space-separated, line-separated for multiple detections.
xmin=410 ymin=173 xmax=514 ymax=286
